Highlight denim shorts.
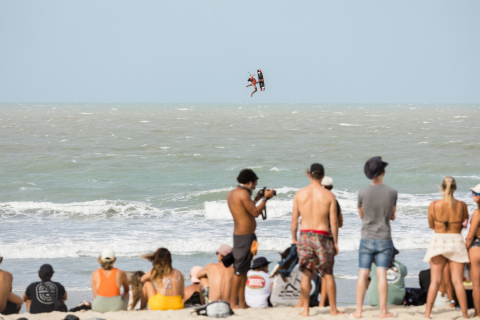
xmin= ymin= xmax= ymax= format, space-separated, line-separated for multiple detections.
xmin=358 ymin=239 xmax=394 ymax=270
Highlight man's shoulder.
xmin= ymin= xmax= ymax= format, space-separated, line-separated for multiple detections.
xmin=382 ymin=184 xmax=397 ymax=194
xmin=26 ymin=282 xmax=40 ymax=292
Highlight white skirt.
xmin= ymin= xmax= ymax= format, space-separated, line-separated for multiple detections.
xmin=423 ymin=233 xmax=470 ymax=263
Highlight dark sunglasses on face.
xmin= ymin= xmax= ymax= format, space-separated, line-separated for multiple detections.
xmin=472 ymin=191 xmax=480 ymax=196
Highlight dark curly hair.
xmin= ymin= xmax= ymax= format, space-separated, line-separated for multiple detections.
xmin=237 ymin=169 xmax=258 ymax=184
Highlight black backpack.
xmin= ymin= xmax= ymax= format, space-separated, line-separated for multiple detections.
xmin=41 ymin=281 xmax=68 ymax=312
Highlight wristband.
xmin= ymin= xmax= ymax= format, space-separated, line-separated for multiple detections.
xmin=262 ymin=197 xmax=268 ymax=202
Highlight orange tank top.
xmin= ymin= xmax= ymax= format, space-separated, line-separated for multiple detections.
xmin=97 ymin=268 xmax=120 ymax=297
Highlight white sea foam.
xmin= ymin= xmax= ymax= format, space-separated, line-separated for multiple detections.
xmin=0 ymin=234 xmax=432 ymax=260
xmin=140 ymin=120 xmax=149 ymax=123
xmin=203 ymin=199 xmax=293 ymax=220
xmin=339 ymin=123 xmax=359 ymax=126
xmin=0 ymin=200 xmax=165 ymax=218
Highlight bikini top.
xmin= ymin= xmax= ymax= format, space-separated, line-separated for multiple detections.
xmin=162 ymin=270 xmax=182 ymax=296
xmin=433 ymin=200 xmax=465 ymax=229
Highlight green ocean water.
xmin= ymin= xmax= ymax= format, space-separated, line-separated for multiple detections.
xmin=0 ymin=103 xmax=479 ymax=306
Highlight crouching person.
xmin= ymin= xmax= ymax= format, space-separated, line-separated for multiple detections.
xmin=91 ymin=248 xmax=129 ymax=312
xmin=24 ymin=264 xmax=66 ymax=314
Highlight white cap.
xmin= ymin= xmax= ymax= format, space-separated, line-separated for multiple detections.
xmin=471 ymin=184 xmax=480 ymax=194
xmin=101 ymin=248 xmax=115 ymax=261
xmin=322 ymin=176 xmax=333 ymax=187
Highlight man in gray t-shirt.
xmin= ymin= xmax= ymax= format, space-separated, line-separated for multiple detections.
xmin=358 ymin=184 xmax=397 ymax=240
xmin=351 ymin=156 xmax=397 ymax=319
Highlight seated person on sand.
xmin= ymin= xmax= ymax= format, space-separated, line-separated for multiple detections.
xmin=270 ymin=246 xmax=302 ymax=307
xmin=183 ymin=266 xmax=203 ymax=307
xmin=91 ymin=248 xmax=129 ymax=313
xmin=141 ymin=247 xmax=185 ymax=310
xmin=245 ymin=257 xmax=272 ymax=308
xmin=0 ymin=255 xmax=23 ymax=315
xmin=197 ymin=244 xmax=234 ymax=304
xmin=367 ymin=247 xmax=407 ymax=306
xmin=24 ymin=264 xmax=67 ymax=314
xmin=128 ymin=271 xmax=147 ymax=311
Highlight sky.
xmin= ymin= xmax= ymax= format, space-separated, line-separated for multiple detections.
xmin=0 ymin=0 xmax=479 ymax=103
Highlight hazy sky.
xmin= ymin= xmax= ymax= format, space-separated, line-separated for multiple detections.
xmin=1 ymin=0 xmax=479 ymax=103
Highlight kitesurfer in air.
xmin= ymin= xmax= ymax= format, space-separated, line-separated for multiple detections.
xmin=245 ymin=76 xmax=257 ymax=97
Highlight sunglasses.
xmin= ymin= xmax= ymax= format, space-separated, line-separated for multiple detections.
xmin=472 ymin=191 xmax=480 ymax=196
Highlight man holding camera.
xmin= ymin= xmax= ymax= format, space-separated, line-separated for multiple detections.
xmin=227 ymin=169 xmax=274 ymax=309
xmin=291 ymin=163 xmax=343 ymax=317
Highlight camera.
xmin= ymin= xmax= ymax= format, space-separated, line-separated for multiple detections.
xmin=258 ymin=187 xmax=276 ymax=197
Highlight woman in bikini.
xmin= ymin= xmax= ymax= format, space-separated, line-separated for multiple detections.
xmin=141 ymin=247 xmax=184 ymax=310
xmin=466 ymin=184 xmax=480 ymax=317
xmin=424 ymin=177 xmax=470 ymax=319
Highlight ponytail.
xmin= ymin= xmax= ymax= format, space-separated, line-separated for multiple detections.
xmin=442 ymin=176 xmax=457 ymax=207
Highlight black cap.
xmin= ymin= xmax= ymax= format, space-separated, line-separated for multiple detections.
xmin=251 ymin=257 xmax=271 ymax=269
xmin=39 ymin=264 xmax=54 ymax=277
xmin=310 ymin=163 xmax=324 ymax=176
xmin=364 ymin=156 xmax=388 ymax=179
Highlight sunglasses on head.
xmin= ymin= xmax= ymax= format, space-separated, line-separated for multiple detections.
xmin=472 ymin=191 xmax=480 ymax=196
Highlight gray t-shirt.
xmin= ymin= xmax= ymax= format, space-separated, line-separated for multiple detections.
xmin=358 ymin=184 xmax=397 ymax=240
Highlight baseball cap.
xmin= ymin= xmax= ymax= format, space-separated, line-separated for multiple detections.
xmin=190 ymin=266 xmax=202 ymax=284
xmin=364 ymin=156 xmax=388 ymax=179
xmin=470 ymin=184 xmax=480 ymax=194
xmin=251 ymin=257 xmax=271 ymax=269
xmin=100 ymin=248 xmax=116 ymax=261
xmin=322 ymin=176 xmax=333 ymax=186
xmin=216 ymin=244 xmax=232 ymax=256
xmin=310 ymin=163 xmax=324 ymax=175
xmin=39 ymin=264 xmax=54 ymax=277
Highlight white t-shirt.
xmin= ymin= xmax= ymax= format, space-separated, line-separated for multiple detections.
xmin=245 ymin=270 xmax=272 ymax=308
xmin=270 ymin=264 xmax=302 ymax=307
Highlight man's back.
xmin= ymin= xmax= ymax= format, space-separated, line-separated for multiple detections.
xmin=204 ymin=263 xmax=234 ymax=301
xmin=0 ymin=270 xmax=12 ymax=311
xmin=296 ymin=184 xmax=335 ymax=231
xmin=358 ymin=184 xmax=397 ymax=240
xmin=227 ymin=188 xmax=256 ymax=235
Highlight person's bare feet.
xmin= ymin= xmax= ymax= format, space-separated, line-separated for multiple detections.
xmin=349 ymin=312 xmax=362 ymax=319
xmin=294 ymin=302 xmax=304 ymax=309
xmin=462 ymin=313 xmax=469 ymax=319
xmin=299 ymin=309 xmax=309 ymax=317
xmin=379 ymin=312 xmax=397 ymax=318
xmin=330 ymin=310 xmax=345 ymax=316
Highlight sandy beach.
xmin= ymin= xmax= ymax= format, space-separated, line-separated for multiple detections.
xmin=1 ymin=306 xmax=477 ymax=320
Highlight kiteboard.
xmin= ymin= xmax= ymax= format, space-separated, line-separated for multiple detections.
xmin=257 ymin=69 xmax=265 ymax=91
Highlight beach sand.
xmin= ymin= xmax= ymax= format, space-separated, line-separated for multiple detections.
xmin=2 ymin=305 xmax=477 ymax=320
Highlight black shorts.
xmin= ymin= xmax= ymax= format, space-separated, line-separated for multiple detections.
xmin=1 ymin=300 xmax=21 ymax=315
xmin=232 ymin=233 xmax=256 ymax=275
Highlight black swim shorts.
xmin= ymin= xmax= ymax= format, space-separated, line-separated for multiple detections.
xmin=232 ymin=233 xmax=256 ymax=275
xmin=1 ymin=300 xmax=21 ymax=315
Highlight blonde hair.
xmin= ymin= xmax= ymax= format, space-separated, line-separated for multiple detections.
xmin=129 ymin=271 xmax=145 ymax=310
xmin=97 ymin=256 xmax=116 ymax=270
xmin=442 ymin=176 xmax=457 ymax=207
xmin=142 ymin=248 xmax=172 ymax=282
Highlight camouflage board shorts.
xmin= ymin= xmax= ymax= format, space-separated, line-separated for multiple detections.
xmin=297 ymin=231 xmax=334 ymax=275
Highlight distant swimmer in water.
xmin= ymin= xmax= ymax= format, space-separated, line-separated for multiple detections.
xmin=245 ymin=76 xmax=257 ymax=97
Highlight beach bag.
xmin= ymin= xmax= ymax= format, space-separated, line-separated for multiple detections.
xmin=42 ymin=281 xmax=68 ymax=312
xmin=403 ymin=288 xmax=427 ymax=306
xmin=196 ymin=300 xmax=234 ymax=318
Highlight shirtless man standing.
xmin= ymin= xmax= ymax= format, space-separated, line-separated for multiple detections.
xmin=291 ymin=163 xmax=343 ymax=317
xmin=196 ymin=244 xmax=234 ymax=304
xmin=0 ymin=255 xmax=23 ymax=315
xmin=227 ymin=169 xmax=274 ymax=309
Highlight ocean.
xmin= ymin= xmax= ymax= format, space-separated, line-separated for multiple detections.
xmin=0 ymin=103 xmax=479 ymax=308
